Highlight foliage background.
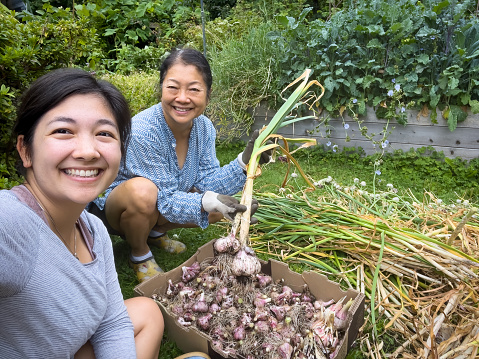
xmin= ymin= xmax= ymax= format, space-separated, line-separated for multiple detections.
xmin=1 ymin=0 xmax=478 ymax=189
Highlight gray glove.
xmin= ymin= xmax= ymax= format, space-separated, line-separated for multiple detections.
xmin=240 ymin=129 xmax=273 ymax=169
xmin=202 ymin=191 xmax=259 ymax=223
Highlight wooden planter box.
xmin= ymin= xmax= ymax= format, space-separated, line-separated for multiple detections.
xmin=246 ymin=106 xmax=479 ymax=160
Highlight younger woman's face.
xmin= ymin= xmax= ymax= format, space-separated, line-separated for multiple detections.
xmin=161 ymin=63 xmax=209 ymax=130
xmin=17 ymin=93 xmax=122 ymax=208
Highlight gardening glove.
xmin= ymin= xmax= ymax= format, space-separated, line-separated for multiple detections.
xmin=202 ymin=191 xmax=259 ymax=223
xmin=238 ymin=129 xmax=273 ymax=171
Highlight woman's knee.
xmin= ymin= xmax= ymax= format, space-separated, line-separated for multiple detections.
xmin=125 ymin=297 xmax=164 ymax=336
xmin=125 ymin=179 xmax=158 ymax=213
xmin=108 ymin=178 xmax=158 ymax=215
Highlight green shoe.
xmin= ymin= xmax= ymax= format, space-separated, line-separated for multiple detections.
xmin=147 ymin=233 xmax=187 ymax=254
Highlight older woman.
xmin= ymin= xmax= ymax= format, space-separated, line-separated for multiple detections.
xmin=90 ymin=48 xmax=267 ymax=282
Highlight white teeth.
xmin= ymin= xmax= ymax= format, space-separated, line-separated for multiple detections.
xmin=65 ymin=169 xmax=99 ymax=177
xmin=174 ymin=107 xmax=189 ymax=112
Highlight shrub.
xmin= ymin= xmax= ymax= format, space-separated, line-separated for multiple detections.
xmin=101 ymin=72 xmax=160 ymax=115
xmin=207 ymin=21 xmax=281 ymax=141
xmin=269 ymin=0 xmax=479 ymax=130
xmin=0 ymin=4 xmax=102 ymax=188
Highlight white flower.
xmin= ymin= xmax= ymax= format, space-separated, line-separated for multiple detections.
xmin=437 ymin=199 xmax=443 ymax=204
xmin=172 ymin=234 xmax=179 ymax=239
xmin=286 ymin=194 xmax=294 ymax=199
xmin=386 ymin=183 xmax=393 ymax=189
xmin=392 ymin=197 xmax=399 ymax=202
xmin=326 ymin=176 xmax=333 ymax=183
xmin=313 ymin=182 xmax=320 ymax=187
xmin=456 ymin=199 xmax=462 ymax=204
xmin=350 ymin=185 xmax=356 ymax=191
xmin=344 ymin=123 xmax=350 ymax=129
xmin=463 ymin=200 xmax=470 ymax=206
xmin=279 ymin=188 xmax=286 ymax=193
xmin=358 ymin=190 xmax=363 ymax=195
xmin=354 ymin=178 xmax=359 ymax=184
xmin=360 ymin=181 xmax=366 ymax=187
xmin=291 ymin=172 xmax=298 ymax=178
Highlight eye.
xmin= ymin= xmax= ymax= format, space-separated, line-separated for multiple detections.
xmin=97 ymin=131 xmax=113 ymax=137
xmin=52 ymin=128 xmax=71 ymax=135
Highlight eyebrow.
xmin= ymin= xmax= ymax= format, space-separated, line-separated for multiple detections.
xmin=47 ymin=117 xmax=118 ymax=128
xmin=166 ymin=78 xmax=204 ymax=87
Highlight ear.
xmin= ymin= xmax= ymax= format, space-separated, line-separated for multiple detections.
xmin=16 ymin=135 xmax=32 ymax=168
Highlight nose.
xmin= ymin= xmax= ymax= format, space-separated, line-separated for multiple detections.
xmin=175 ymin=89 xmax=190 ymax=103
xmin=72 ymin=135 xmax=100 ymax=161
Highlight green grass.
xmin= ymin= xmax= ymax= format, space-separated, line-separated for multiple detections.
xmin=115 ymin=142 xmax=478 ymax=358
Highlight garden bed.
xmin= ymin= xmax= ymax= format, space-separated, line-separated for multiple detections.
xmin=247 ymin=106 xmax=479 ymax=160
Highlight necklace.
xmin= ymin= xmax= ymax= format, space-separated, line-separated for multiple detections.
xmin=32 ymin=196 xmax=79 ymax=260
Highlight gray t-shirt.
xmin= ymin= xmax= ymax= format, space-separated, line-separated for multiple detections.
xmin=0 ymin=186 xmax=136 ymax=358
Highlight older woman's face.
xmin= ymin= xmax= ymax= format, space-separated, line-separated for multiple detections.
xmin=161 ymin=63 xmax=209 ymax=130
xmin=17 ymin=94 xmax=121 ymax=207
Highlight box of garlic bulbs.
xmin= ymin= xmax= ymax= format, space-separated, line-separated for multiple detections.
xmin=135 ymin=238 xmax=365 ymax=359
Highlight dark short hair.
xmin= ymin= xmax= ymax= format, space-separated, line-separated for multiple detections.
xmin=159 ymin=48 xmax=212 ymax=98
xmin=13 ymin=68 xmax=131 ymax=175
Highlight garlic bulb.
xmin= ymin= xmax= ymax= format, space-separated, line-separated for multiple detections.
xmin=231 ymin=247 xmax=261 ymax=276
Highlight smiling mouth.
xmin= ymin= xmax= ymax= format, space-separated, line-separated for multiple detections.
xmin=64 ymin=169 xmax=99 ymax=178
xmin=173 ymin=106 xmax=191 ymax=113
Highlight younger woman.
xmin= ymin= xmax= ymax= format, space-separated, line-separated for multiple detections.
xmin=0 ymin=68 xmax=164 ymax=358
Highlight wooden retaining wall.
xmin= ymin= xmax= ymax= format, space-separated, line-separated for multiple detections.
xmin=246 ymin=106 xmax=479 ymax=160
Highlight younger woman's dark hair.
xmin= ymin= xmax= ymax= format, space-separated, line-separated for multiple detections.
xmin=13 ymin=67 xmax=131 ymax=176
xmin=159 ymin=48 xmax=213 ymax=98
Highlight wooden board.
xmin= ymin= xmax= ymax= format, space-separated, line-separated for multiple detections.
xmin=246 ymin=106 xmax=479 ymax=160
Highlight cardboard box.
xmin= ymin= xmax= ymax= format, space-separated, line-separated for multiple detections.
xmin=135 ymin=240 xmax=365 ymax=359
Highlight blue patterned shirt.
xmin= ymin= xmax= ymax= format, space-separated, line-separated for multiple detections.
xmin=94 ymin=103 xmax=246 ymax=229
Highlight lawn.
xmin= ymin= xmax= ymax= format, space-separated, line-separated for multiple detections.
xmin=115 ymin=143 xmax=479 ymax=359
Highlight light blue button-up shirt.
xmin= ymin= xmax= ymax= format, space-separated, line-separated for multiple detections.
xmin=94 ymin=103 xmax=246 ymax=229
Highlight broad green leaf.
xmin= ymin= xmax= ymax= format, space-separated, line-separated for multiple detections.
xmin=429 ymin=87 xmax=440 ymax=108
xmin=469 ymin=100 xmax=479 ymax=114
xmin=450 ymin=105 xmax=467 ymax=123
xmin=136 ymin=2 xmax=148 ymax=17
xmin=324 ymin=77 xmax=335 ymax=92
xmin=459 ymin=93 xmax=470 ymax=105
xmin=433 ymin=1 xmax=450 ymax=15
xmin=417 ymin=54 xmax=429 ymax=64
xmin=362 ymin=75 xmax=376 ymax=88
xmin=367 ymin=38 xmax=382 ymax=48
xmin=104 ymin=28 xmax=117 ymax=36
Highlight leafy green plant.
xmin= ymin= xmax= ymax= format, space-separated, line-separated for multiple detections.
xmin=207 ymin=21 xmax=281 ymax=141
xmin=101 ymin=72 xmax=160 ymax=115
xmin=0 ymin=4 xmax=103 ymax=186
xmin=269 ymin=0 xmax=479 ymax=131
xmin=88 ymin=0 xmax=201 ymax=73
